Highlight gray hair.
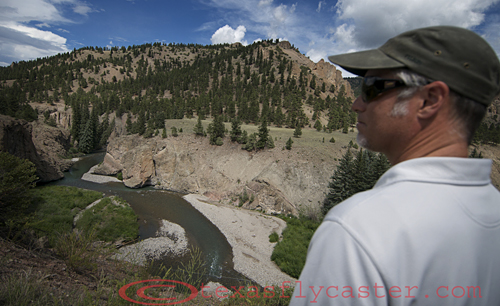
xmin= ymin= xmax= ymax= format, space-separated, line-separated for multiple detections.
xmin=393 ymin=69 xmax=486 ymax=144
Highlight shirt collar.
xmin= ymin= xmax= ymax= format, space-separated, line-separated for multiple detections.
xmin=375 ymin=157 xmax=492 ymax=188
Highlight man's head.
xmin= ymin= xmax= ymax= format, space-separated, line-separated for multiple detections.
xmin=328 ymin=26 xmax=500 ymax=163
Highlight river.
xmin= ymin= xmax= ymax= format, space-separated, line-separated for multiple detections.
xmin=48 ymin=152 xmax=251 ymax=287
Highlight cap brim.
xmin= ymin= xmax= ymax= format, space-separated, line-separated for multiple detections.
xmin=328 ymin=49 xmax=406 ymax=77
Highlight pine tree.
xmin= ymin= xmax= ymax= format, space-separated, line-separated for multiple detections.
xmin=285 ymin=137 xmax=293 ymax=150
xmin=293 ymin=123 xmax=302 ymax=138
xmin=230 ymin=118 xmax=242 ymax=142
xmin=171 ymin=126 xmax=178 ymax=137
xmin=243 ymin=133 xmax=258 ymax=151
xmin=323 ymin=150 xmax=390 ymax=215
xmin=79 ymin=121 xmax=94 ymax=154
xmin=208 ymin=115 xmax=225 ymax=145
xmin=256 ymin=118 xmax=269 ymax=149
xmin=71 ymin=102 xmax=82 ymax=142
xmin=0 ymin=152 xmax=38 ymax=221
xmin=194 ymin=116 xmax=205 ymax=136
xmin=314 ymin=119 xmax=322 ymax=131
xmin=239 ymin=130 xmax=248 ymax=144
xmin=267 ymin=136 xmax=275 ymax=149
xmin=323 ymin=149 xmax=355 ymax=214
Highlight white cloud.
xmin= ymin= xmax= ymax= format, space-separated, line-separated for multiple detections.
xmin=201 ymin=0 xmax=500 ymax=78
xmin=211 ymin=25 xmax=248 ymax=45
xmin=202 ymin=0 xmax=301 ymax=41
xmin=306 ymin=48 xmax=326 ymax=62
xmin=0 ymin=0 xmax=94 ymax=65
xmin=73 ymin=4 xmax=93 ymax=16
xmin=36 ymin=23 xmax=51 ymax=28
xmin=316 ymin=1 xmax=326 ymax=13
xmin=334 ymin=0 xmax=500 ymax=49
xmin=258 ymin=0 xmax=273 ymax=6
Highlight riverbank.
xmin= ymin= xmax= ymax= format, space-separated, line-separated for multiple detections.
xmin=183 ymin=194 xmax=296 ymax=287
xmin=113 ymin=219 xmax=189 ymax=265
xmin=81 ymin=165 xmax=122 ymax=184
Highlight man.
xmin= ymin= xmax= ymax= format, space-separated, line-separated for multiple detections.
xmin=291 ymin=26 xmax=500 ymax=305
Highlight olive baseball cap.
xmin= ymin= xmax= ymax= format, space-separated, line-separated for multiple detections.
xmin=328 ymin=26 xmax=500 ymax=106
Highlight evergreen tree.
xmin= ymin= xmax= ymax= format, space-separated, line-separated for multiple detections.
xmin=267 ymin=136 xmax=275 ymax=149
xmin=293 ymin=123 xmax=302 ymax=138
xmin=171 ymin=126 xmax=178 ymax=137
xmin=243 ymin=133 xmax=258 ymax=151
xmin=0 ymin=152 xmax=38 ymax=223
xmin=342 ymin=119 xmax=349 ymax=134
xmin=207 ymin=115 xmax=225 ymax=145
xmin=230 ymin=118 xmax=242 ymax=142
xmin=286 ymin=137 xmax=293 ymax=150
xmin=323 ymin=149 xmax=355 ymax=214
xmin=136 ymin=111 xmax=146 ymax=135
xmin=239 ymin=130 xmax=248 ymax=144
xmin=314 ymin=119 xmax=323 ymax=131
xmin=323 ymin=150 xmax=390 ymax=215
xmin=194 ymin=116 xmax=205 ymax=136
xmin=99 ymin=118 xmax=115 ymax=147
xmin=469 ymin=147 xmax=483 ymax=158
xmin=71 ymin=102 xmax=82 ymax=142
xmin=79 ymin=121 xmax=94 ymax=154
xmin=256 ymin=118 xmax=269 ymax=149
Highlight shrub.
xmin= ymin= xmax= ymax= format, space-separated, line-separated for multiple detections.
xmin=271 ymin=217 xmax=320 ymax=278
xmin=171 ymin=126 xmax=178 ymax=137
xmin=0 ymin=152 xmax=38 ymax=224
xmin=54 ymin=229 xmax=110 ymax=273
xmin=269 ymin=232 xmax=279 ymax=243
xmin=239 ymin=190 xmax=249 ymax=206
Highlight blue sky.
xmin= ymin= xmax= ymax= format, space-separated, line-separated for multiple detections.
xmin=1 ymin=0 xmax=500 ymax=77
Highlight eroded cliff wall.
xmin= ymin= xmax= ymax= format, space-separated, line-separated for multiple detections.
xmin=0 ymin=115 xmax=72 ymax=182
xmin=94 ymin=134 xmax=337 ymax=215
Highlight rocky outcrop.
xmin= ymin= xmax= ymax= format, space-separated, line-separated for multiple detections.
xmin=313 ymin=59 xmax=353 ymax=98
xmin=95 ymin=134 xmax=337 ymax=215
xmin=0 ymin=115 xmax=72 ymax=182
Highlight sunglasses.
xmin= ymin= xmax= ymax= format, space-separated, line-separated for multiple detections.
xmin=361 ymin=77 xmax=407 ymax=102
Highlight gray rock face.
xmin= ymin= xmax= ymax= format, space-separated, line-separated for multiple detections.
xmin=95 ymin=134 xmax=336 ymax=215
xmin=0 ymin=115 xmax=72 ymax=182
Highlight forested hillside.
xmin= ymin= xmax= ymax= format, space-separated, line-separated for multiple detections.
xmin=0 ymin=39 xmax=356 ymax=153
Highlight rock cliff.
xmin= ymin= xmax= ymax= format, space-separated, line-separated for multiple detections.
xmin=94 ymin=134 xmax=337 ymax=215
xmin=0 ymin=115 xmax=72 ymax=182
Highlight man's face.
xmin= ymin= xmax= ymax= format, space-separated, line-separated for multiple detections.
xmin=352 ymin=70 xmax=418 ymax=157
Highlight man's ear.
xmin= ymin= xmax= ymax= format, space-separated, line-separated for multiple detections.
xmin=417 ymin=81 xmax=449 ymax=119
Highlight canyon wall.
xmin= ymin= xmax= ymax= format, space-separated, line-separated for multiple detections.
xmin=94 ymin=134 xmax=337 ymax=215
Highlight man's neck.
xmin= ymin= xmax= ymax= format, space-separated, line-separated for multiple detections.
xmin=388 ymin=120 xmax=469 ymax=165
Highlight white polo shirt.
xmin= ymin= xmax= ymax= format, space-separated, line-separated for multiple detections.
xmin=291 ymin=157 xmax=500 ymax=306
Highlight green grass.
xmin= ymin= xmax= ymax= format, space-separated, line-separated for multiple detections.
xmin=271 ymin=216 xmax=320 ymax=279
xmin=76 ymin=197 xmax=138 ymax=242
xmin=27 ymin=186 xmax=103 ymax=246
xmin=26 ymin=186 xmax=138 ymax=246
xmin=163 ymin=118 xmax=357 ymax=157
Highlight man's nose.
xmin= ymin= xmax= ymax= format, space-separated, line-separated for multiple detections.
xmin=351 ymin=96 xmax=366 ymax=113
